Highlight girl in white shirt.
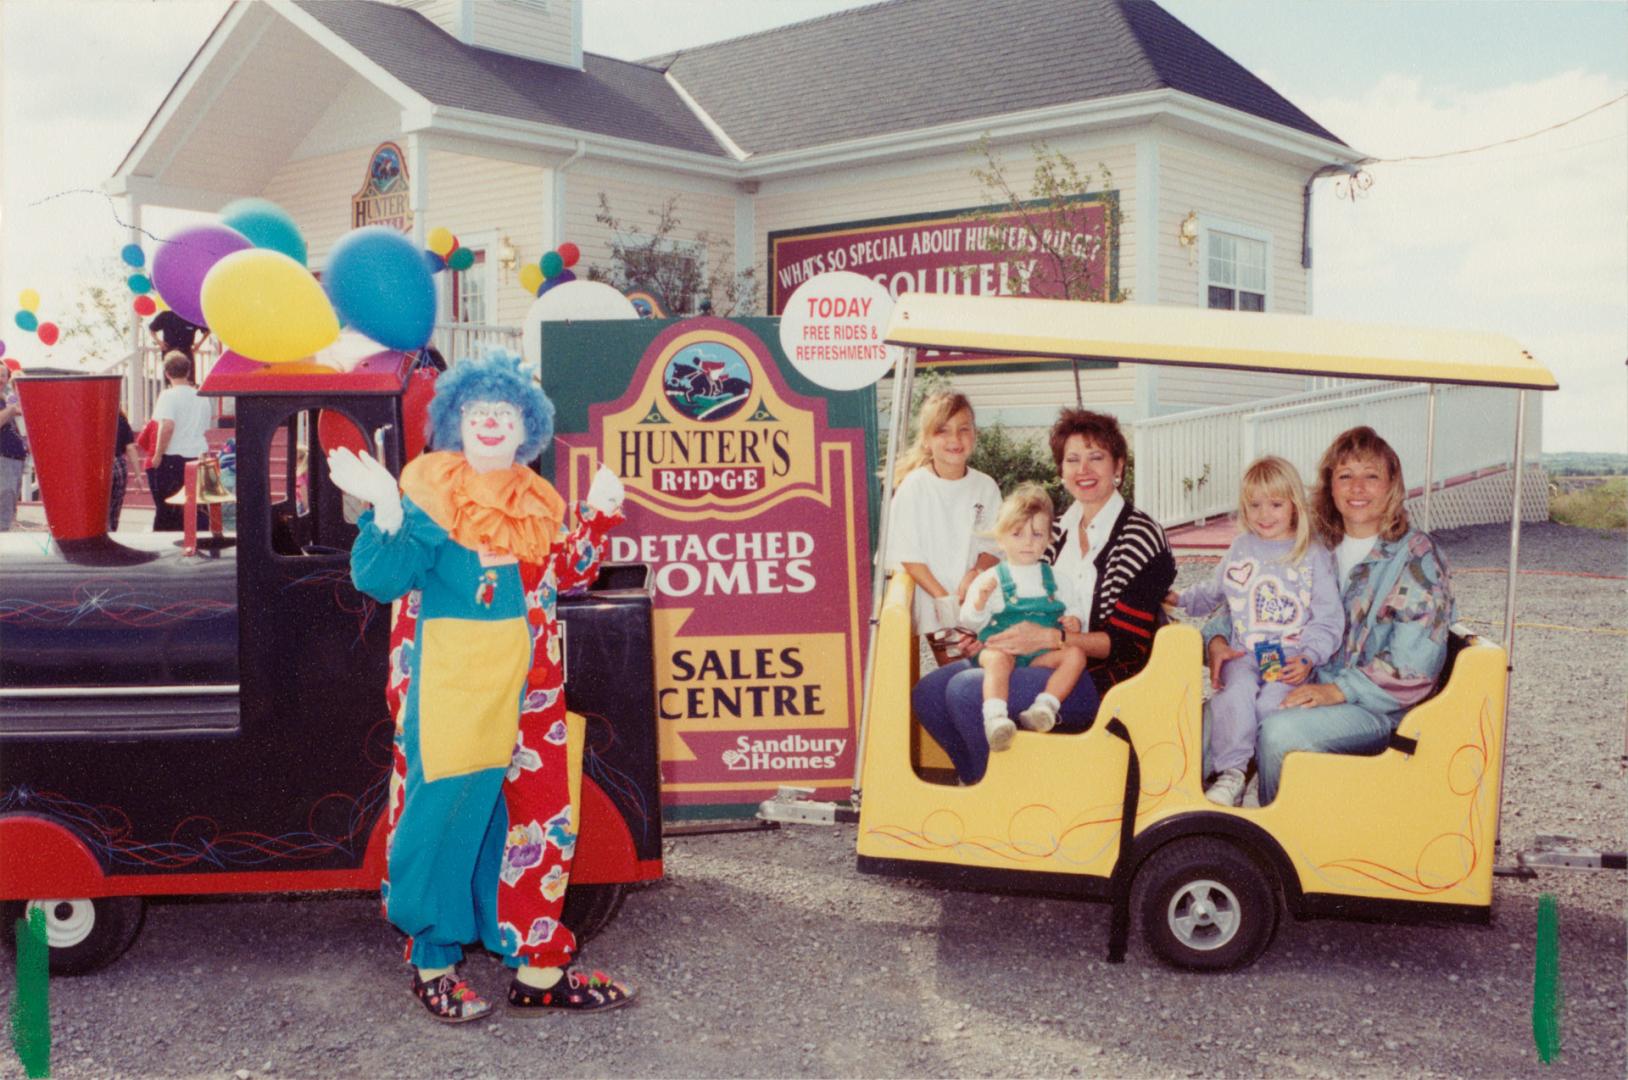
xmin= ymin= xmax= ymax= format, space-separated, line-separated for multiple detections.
xmin=886 ymin=391 xmax=1001 ymax=662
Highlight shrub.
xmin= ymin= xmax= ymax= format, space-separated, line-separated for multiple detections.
xmin=1549 ymin=477 xmax=1628 ymax=530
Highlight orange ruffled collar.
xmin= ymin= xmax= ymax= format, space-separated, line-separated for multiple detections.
xmin=400 ymin=451 xmax=564 ymax=564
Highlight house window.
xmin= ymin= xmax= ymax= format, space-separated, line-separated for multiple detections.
xmin=450 ymin=249 xmax=488 ymax=324
xmin=1206 ymin=230 xmax=1267 ymax=312
xmin=615 ymin=233 xmax=708 ymax=317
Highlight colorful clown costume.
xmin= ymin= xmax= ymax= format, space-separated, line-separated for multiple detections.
xmin=351 ymin=450 xmax=620 ymax=972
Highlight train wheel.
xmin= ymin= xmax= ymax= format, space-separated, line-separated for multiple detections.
xmin=1132 ymin=838 xmax=1277 ymax=971
xmin=561 ymin=883 xmax=626 ymax=945
xmin=0 ymin=897 xmax=146 ymax=977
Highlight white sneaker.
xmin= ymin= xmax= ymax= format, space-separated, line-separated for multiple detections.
xmin=1016 ymin=700 xmax=1058 ymax=733
xmin=1205 ymin=768 xmax=1247 ymax=806
xmin=984 ymin=714 xmax=1016 ymax=752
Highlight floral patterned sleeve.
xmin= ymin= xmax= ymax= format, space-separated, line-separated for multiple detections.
xmin=550 ymin=501 xmax=624 ymax=593
xmin=1326 ymin=532 xmax=1456 ymax=716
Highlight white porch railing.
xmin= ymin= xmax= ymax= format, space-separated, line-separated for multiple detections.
xmin=1129 ymin=384 xmax=1379 ymax=527
xmin=432 ymin=323 xmax=522 ymax=363
xmin=1130 ymin=383 xmax=1542 ymax=528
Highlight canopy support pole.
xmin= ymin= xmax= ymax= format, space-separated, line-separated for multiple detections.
xmin=1422 ymin=385 xmax=1437 ymax=532
xmin=851 ymin=347 xmax=917 ymax=807
xmin=1493 ymin=389 xmax=1528 ymax=849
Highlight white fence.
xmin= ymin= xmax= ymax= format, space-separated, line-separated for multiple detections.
xmin=1130 ymin=383 xmax=1543 ymax=528
xmin=431 ymin=323 xmax=522 ymax=363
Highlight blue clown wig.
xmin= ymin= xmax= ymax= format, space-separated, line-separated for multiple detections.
xmin=426 ymin=350 xmax=555 ymax=462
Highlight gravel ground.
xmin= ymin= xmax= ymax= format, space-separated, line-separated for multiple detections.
xmin=3 ymin=522 xmax=1624 ymax=1079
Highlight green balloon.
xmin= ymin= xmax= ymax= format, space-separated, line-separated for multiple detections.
xmin=540 ymin=251 xmax=565 ymax=279
xmin=447 ymin=247 xmax=475 ymax=272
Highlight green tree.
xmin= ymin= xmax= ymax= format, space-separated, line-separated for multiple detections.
xmin=586 ymin=194 xmax=760 ymax=317
xmin=60 ymin=258 xmax=133 ymax=368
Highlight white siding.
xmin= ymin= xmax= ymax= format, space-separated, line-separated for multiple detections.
xmin=393 ymin=0 xmax=458 ymax=31
xmin=424 ymin=150 xmax=551 ymax=328
xmin=471 ymin=0 xmax=577 ymax=67
xmin=260 ymin=148 xmax=375 ymax=270
xmin=1155 ymin=129 xmax=1312 ymax=408
xmin=563 ymin=160 xmax=737 ymax=312
xmin=756 ymin=136 xmax=1139 ymax=420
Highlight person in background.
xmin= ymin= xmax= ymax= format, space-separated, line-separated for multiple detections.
xmin=149 ymin=352 xmax=213 ymax=532
xmin=0 ymin=365 xmax=27 ymax=531
xmin=149 ymin=309 xmax=204 ymax=360
xmin=109 ymin=409 xmax=142 ymax=532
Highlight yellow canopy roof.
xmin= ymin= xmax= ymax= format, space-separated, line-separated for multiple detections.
xmin=883 ymin=294 xmax=1558 ymax=391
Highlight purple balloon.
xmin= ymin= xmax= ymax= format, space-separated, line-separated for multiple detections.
xmin=151 ymin=224 xmax=251 ymax=328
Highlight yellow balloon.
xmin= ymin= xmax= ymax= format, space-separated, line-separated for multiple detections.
xmin=153 ymin=293 xmax=169 ymax=313
xmin=200 ymin=248 xmax=339 ymax=364
xmin=18 ymin=289 xmax=40 ymax=313
xmin=427 ymin=227 xmax=456 ymax=258
xmin=518 ymin=264 xmax=544 ymax=295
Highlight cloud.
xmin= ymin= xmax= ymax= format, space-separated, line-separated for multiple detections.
xmin=1302 ymin=71 xmax=1628 ymax=453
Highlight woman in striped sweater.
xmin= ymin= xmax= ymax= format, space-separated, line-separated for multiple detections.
xmin=912 ymin=408 xmax=1176 ymax=783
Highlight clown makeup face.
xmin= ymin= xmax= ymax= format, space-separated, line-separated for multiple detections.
xmin=461 ymin=400 xmax=526 ymax=472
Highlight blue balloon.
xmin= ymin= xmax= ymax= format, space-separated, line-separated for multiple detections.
xmin=15 ymin=311 xmax=38 ymax=333
xmin=535 ymin=269 xmax=577 ymax=298
xmin=325 ymin=227 xmax=437 ymax=351
xmin=127 ymin=273 xmax=152 ymax=295
xmin=120 ymin=243 xmax=145 ymax=268
xmin=220 ymin=198 xmax=308 ymax=266
xmin=423 ymin=250 xmax=446 ymax=275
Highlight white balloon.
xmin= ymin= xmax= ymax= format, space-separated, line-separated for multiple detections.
xmin=521 ymin=281 xmax=640 ymax=372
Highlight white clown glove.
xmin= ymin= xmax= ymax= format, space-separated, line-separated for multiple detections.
xmin=586 ymin=465 xmax=625 ymax=515
xmin=934 ymin=593 xmax=963 ymax=632
xmin=326 ymin=447 xmax=403 ymax=534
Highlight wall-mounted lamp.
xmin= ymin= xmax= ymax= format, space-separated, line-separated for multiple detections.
xmin=496 ymin=236 xmax=519 ymax=278
xmin=1177 ymin=211 xmax=1200 ymax=266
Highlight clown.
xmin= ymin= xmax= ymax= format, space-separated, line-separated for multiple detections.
xmin=329 ymin=352 xmax=633 ymax=1023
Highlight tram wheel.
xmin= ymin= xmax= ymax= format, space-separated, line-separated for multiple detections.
xmin=1 ymin=896 xmax=146 ymax=976
xmin=561 ymin=883 xmax=626 ymax=945
xmin=1132 ymin=838 xmax=1277 ymax=971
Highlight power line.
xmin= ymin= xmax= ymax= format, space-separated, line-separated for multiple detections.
xmin=1363 ymin=92 xmax=1628 ymax=165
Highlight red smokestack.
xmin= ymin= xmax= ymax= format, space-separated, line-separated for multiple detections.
xmin=14 ymin=372 xmax=121 ymax=542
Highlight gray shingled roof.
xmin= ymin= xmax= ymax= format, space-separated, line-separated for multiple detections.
xmin=295 ymin=0 xmax=730 ymax=158
xmin=654 ymin=0 xmax=1345 ymax=155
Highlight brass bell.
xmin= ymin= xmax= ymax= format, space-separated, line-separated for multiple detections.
xmin=166 ymin=452 xmax=236 ymax=505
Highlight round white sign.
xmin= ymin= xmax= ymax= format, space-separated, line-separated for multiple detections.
xmin=521 ymin=281 xmax=640 ymax=371
xmin=778 ymin=271 xmax=900 ymax=391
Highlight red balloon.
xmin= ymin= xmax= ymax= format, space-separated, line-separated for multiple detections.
xmin=37 ymin=322 xmax=59 ymax=347
xmin=133 ymin=295 xmax=157 ymax=316
xmin=557 ymin=242 xmax=580 ymax=268
xmin=3 ymin=358 xmax=20 ymax=373
xmin=317 ymin=409 xmax=367 ymax=457
xmin=317 ymin=365 xmax=439 ymax=462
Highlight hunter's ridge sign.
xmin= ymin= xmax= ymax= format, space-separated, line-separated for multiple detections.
xmin=548 ymin=318 xmax=875 ymax=815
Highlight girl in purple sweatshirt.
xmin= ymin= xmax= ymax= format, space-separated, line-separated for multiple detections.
xmin=1168 ymin=456 xmax=1343 ymax=806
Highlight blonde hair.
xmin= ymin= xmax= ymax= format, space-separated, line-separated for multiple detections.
xmin=1238 ymin=455 xmax=1311 ymax=563
xmin=1310 ymin=426 xmax=1409 ymax=544
xmin=893 ymin=390 xmax=974 ymax=485
xmin=991 ymin=482 xmax=1055 ymax=539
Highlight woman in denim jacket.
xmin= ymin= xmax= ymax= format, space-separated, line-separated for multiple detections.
xmin=1205 ymin=426 xmax=1455 ymax=805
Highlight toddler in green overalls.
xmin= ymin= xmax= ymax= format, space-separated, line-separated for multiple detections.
xmin=959 ymin=484 xmax=1089 ymax=752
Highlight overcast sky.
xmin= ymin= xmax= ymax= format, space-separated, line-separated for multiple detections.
xmin=2 ymin=0 xmax=1623 ymax=452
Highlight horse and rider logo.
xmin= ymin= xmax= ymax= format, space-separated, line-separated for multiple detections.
xmin=662 ymin=342 xmax=753 ymax=422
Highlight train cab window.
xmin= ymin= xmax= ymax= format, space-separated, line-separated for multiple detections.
xmin=268 ymin=408 xmax=363 ymax=558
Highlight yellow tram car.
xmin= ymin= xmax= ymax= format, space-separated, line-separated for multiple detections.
xmin=821 ymin=294 xmax=1558 ymax=970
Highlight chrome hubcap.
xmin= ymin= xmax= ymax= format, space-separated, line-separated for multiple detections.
xmin=1167 ymin=878 xmax=1241 ymax=951
xmin=23 ymin=899 xmax=96 ymax=949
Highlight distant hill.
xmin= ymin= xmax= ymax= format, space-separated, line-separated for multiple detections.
xmin=1544 ymin=452 xmax=1628 ymax=476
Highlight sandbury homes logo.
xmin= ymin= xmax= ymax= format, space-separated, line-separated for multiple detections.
xmin=722 ymin=732 xmax=848 ymax=773
xmin=600 ymin=327 xmax=817 ymax=507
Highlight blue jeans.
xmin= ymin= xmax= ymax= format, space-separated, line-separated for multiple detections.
xmin=913 ymin=660 xmax=1101 ymax=784
xmin=1252 ymin=702 xmax=1395 ymax=804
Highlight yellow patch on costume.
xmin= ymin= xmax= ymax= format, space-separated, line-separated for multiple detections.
xmin=418 ymin=617 xmax=530 ymax=781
